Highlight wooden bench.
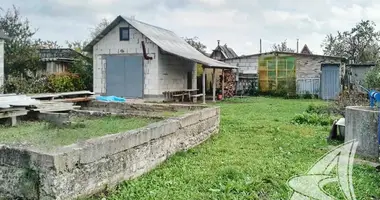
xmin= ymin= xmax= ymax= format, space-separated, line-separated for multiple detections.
xmin=172 ymin=93 xmax=185 ymax=102
xmin=190 ymin=94 xmax=204 ymax=103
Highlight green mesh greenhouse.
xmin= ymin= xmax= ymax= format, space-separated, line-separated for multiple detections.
xmin=258 ymin=54 xmax=296 ymax=92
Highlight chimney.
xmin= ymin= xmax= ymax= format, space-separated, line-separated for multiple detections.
xmin=296 ymin=39 xmax=299 ymax=53
xmin=217 ymin=40 xmax=220 ymax=46
xmin=260 ymin=39 xmax=262 ymax=53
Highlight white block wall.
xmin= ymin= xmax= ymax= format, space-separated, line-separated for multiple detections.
xmin=295 ymin=55 xmax=343 ymax=79
xmin=0 ymin=40 xmax=4 ymax=92
xmin=158 ymin=52 xmax=194 ymax=93
xmin=224 ymin=55 xmax=259 ymax=74
xmin=92 ymin=21 xmax=159 ymax=95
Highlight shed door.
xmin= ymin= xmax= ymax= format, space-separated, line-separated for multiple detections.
xmin=321 ymin=64 xmax=340 ymax=100
xmin=106 ymin=55 xmax=143 ymax=98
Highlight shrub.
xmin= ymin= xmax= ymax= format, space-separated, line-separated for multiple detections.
xmin=364 ymin=65 xmax=380 ymax=90
xmin=302 ymin=91 xmax=313 ymax=99
xmin=306 ymin=104 xmax=331 ymax=115
xmin=2 ymin=75 xmax=49 ymax=94
xmin=68 ymin=59 xmax=93 ymax=91
xmin=291 ymin=112 xmax=334 ymax=126
xmin=331 ymin=89 xmax=368 ymax=117
xmin=47 ymin=72 xmax=84 ymax=92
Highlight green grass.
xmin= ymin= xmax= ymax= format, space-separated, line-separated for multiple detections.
xmin=87 ymin=97 xmax=380 ymax=200
xmin=0 ymin=116 xmax=158 ymax=148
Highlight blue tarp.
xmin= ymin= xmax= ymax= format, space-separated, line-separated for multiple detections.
xmin=95 ymin=96 xmax=126 ymax=102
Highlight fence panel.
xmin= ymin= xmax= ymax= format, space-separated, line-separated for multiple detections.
xmin=296 ymin=78 xmax=320 ymax=95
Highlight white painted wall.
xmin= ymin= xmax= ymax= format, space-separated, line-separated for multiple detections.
xmin=0 ymin=40 xmax=4 ymax=92
xmin=92 ymin=21 xmax=159 ymax=95
xmin=158 ymin=52 xmax=194 ymax=93
xmin=224 ymin=55 xmax=259 ymax=74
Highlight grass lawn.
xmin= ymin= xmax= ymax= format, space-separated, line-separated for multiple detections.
xmin=88 ymin=97 xmax=380 ymax=200
xmin=0 ymin=116 xmax=158 ymax=148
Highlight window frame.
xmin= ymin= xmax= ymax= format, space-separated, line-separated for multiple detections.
xmin=119 ymin=27 xmax=130 ymax=41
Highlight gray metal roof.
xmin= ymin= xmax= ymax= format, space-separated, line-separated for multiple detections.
xmin=0 ymin=29 xmax=9 ymax=40
xmin=219 ymin=45 xmax=238 ymax=58
xmin=85 ymin=16 xmax=236 ymax=69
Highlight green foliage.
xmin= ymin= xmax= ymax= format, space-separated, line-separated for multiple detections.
xmin=322 ymin=20 xmax=380 ymax=63
xmin=259 ymin=75 xmax=297 ymax=98
xmin=2 ymin=75 xmax=49 ymax=94
xmin=68 ymin=59 xmax=93 ymax=91
xmin=302 ymin=91 xmax=313 ymax=99
xmin=48 ymin=72 xmax=84 ymax=92
xmin=364 ymin=64 xmax=380 ymax=89
xmin=0 ymin=6 xmax=45 ymax=77
xmin=246 ymin=81 xmax=258 ymax=96
xmin=291 ymin=112 xmax=334 ymax=126
xmin=306 ymin=104 xmax=331 ymax=115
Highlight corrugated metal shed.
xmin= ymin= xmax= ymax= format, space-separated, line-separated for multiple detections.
xmin=85 ymin=16 xmax=236 ymax=69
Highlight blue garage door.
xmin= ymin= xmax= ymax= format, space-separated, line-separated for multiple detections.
xmin=321 ymin=64 xmax=340 ymax=100
xmin=106 ymin=55 xmax=143 ymax=98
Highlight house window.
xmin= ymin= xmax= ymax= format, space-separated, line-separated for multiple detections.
xmin=119 ymin=27 xmax=130 ymax=41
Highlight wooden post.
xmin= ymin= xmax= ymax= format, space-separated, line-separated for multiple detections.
xmin=202 ymin=66 xmax=206 ymax=104
xmin=192 ymin=62 xmax=197 ymax=102
xmin=221 ymin=69 xmax=225 ymax=99
xmin=212 ymin=68 xmax=216 ymax=102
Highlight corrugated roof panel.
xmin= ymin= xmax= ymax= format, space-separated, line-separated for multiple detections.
xmin=123 ymin=17 xmax=236 ymax=69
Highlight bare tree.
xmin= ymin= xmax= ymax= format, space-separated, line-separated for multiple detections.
xmin=90 ymin=18 xmax=110 ymax=39
xmin=271 ymin=40 xmax=295 ymax=53
xmin=184 ymin=36 xmax=207 ymax=54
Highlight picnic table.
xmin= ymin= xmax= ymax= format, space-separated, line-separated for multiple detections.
xmin=163 ymin=89 xmax=203 ymax=102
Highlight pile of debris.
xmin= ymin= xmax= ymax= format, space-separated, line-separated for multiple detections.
xmin=0 ymin=91 xmax=94 ymax=126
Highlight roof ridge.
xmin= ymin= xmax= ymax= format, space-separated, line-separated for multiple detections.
xmin=122 ymin=16 xmax=174 ymax=33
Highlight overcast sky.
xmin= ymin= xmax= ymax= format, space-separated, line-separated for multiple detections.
xmin=1 ymin=0 xmax=379 ymax=55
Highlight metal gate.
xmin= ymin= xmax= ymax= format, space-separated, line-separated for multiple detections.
xmin=321 ymin=64 xmax=340 ymax=100
xmin=106 ymin=55 xmax=143 ymax=98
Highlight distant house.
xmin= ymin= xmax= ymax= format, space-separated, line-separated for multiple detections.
xmin=38 ymin=48 xmax=88 ymax=74
xmin=210 ymin=40 xmax=238 ymax=60
xmin=223 ymin=51 xmax=346 ymax=100
xmin=0 ymin=29 xmax=9 ymax=91
xmin=84 ymin=15 xmax=235 ymax=99
xmin=300 ymin=44 xmax=312 ymax=54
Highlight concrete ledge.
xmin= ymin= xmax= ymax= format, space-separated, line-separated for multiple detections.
xmin=0 ymin=103 xmax=220 ymax=200
xmin=345 ymin=106 xmax=379 ymax=160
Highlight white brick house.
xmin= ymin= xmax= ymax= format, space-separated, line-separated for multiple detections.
xmin=84 ymin=16 xmax=235 ymax=99
xmin=0 ymin=29 xmax=9 ymax=92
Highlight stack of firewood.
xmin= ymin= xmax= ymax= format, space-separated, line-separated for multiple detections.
xmin=219 ymin=70 xmax=236 ymax=97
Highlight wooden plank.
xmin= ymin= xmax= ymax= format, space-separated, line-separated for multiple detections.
xmin=0 ymin=107 xmax=27 ymax=112
xmin=28 ymin=90 xmax=94 ymax=99
xmin=0 ymin=110 xmax=28 ymax=119
xmin=52 ymin=97 xmax=92 ymax=103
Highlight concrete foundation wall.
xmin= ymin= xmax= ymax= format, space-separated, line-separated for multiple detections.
xmin=345 ymin=106 xmax=379 ymax=160
xmin=0 ymin=103 xmax=220 ymax=200
xmin=92 ymin=21 xmax=159 ymax=95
